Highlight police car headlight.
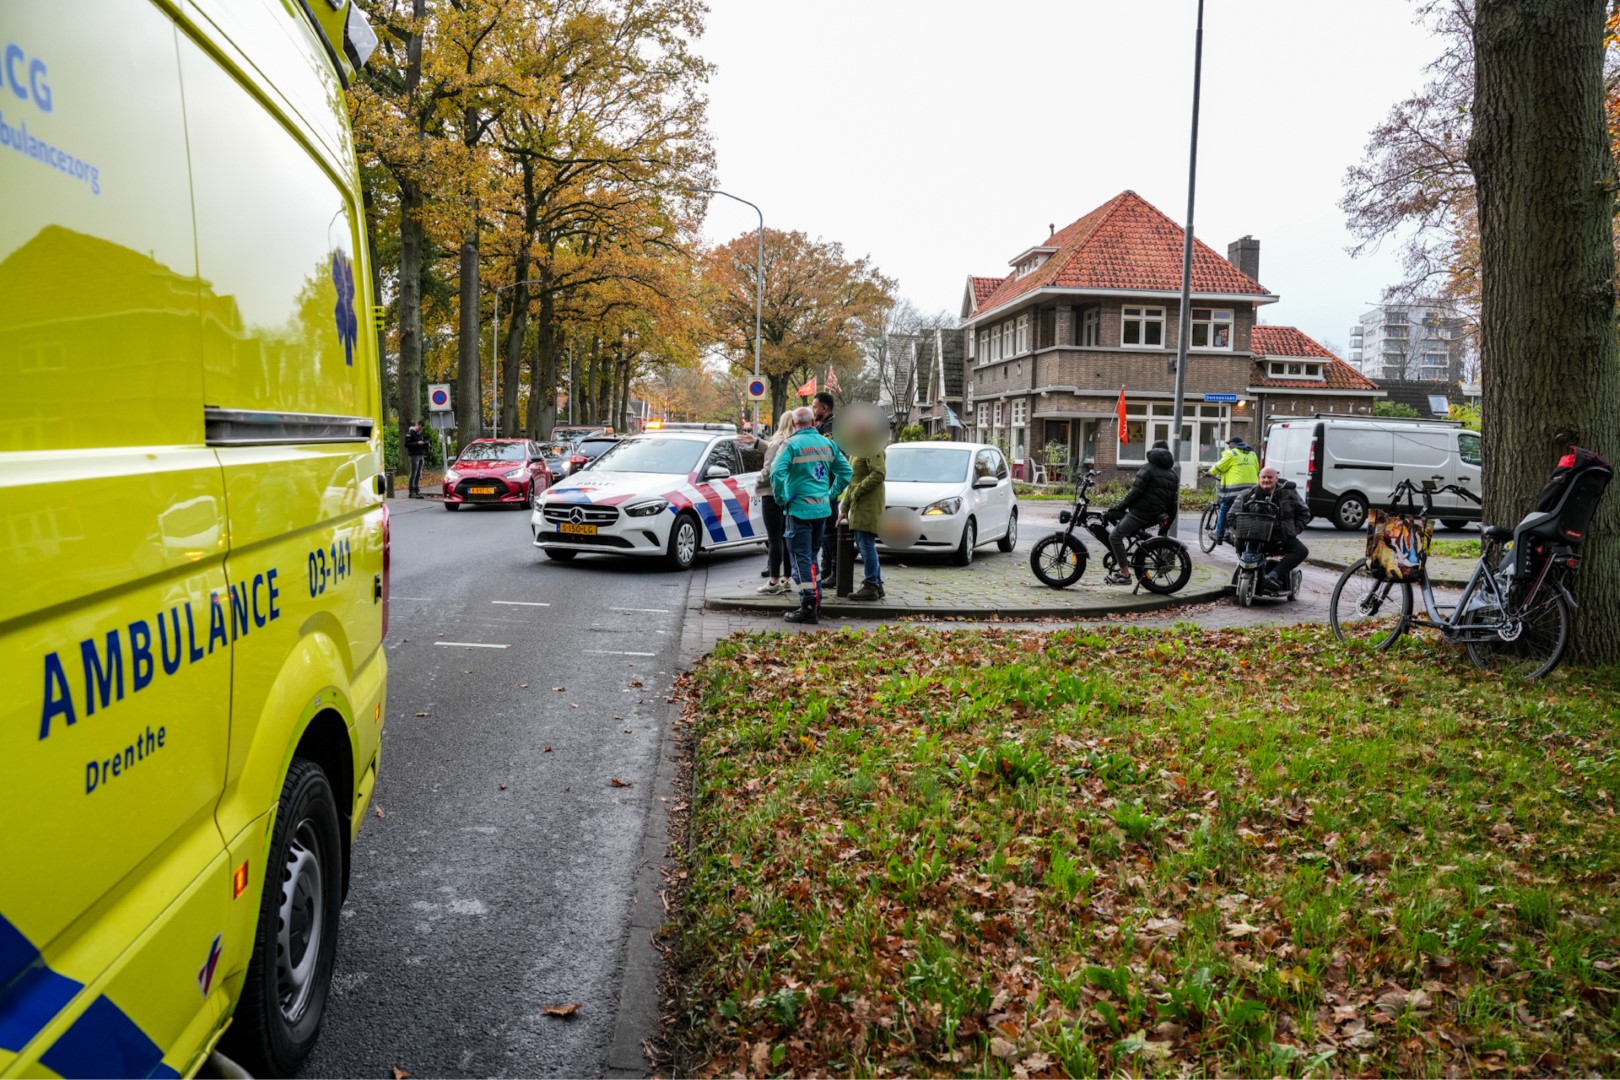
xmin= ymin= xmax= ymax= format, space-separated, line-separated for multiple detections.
xmin=921 ymin=496 xmax=961 ymax=516
xmin=625 ymin=499 xmax=669 ymax=517
xmin=445 ymin=469 xmax=461 ymax=483
xmin=504 ymin=467 xmax=528 ymax=480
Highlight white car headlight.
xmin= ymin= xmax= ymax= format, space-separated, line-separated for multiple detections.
xmin=504 ymin=467 xmax=528 ymax=480
xmin=921 ymin=496 xmax=962 ymax=516
xmin=444 ymin=469 xmax=461 ymax=483
xmin=625 ymin=499 xmax=669 ymax=517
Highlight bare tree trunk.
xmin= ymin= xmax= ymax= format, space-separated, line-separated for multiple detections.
xmin=526 ymin=284 xmax=560 ymax=438
xmin=500 ymin=267 xmax=527 ymax=437
xmin=397 ymin=184 xmax=425 ymax=430
xmin=455 ymin=231 xmax=482 ymax=446
xmin=1467 ymin=0 xmax=1620 ymax=665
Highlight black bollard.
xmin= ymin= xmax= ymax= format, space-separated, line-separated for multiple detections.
xmin=835 ymin=521 xmax=856 ymax=598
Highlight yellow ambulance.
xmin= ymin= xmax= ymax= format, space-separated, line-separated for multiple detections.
xmin=1 ymin=0 xmax=386 ymax=1074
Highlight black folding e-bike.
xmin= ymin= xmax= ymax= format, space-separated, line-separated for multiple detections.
xmin=1029 ymin=469 xmax=1192 ymax=594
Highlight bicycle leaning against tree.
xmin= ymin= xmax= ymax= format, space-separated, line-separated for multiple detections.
xmin=1329 ymin=451 xmax=1611 ymax=679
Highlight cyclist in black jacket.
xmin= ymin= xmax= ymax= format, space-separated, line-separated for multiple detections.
xmin=1102 ymin=440 xmax=1179 ymax=584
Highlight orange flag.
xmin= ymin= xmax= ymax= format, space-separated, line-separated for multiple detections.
xmin=1116 ymin=387 xmax=1129 ymax=443
xmin=797 ymin=375 xmax=818 ymax=398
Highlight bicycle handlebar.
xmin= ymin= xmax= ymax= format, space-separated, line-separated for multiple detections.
xmin=1386 ymin=476 xmax=1480 ymax=513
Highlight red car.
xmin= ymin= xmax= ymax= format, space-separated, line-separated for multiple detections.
xmin=443 ymin=439 xmax=554 ymax=510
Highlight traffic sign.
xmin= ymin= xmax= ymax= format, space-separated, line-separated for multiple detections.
xmin=1203 ymin=393 xmax=1239 ymax=403
xmin=746 ymin=378 xmax=767 ymax=401
xmin=428 ymin=383 xmax=452 ymax=412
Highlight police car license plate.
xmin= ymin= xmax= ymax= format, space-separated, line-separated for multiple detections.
xmin=559 ymin=522 xmax=597 ymax=535
xmin=470 ymin=486 xmax=496 ymax=495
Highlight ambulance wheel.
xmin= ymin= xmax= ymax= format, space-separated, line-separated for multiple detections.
xmin=664 ymin=513 xmax=700 ymax=571
xmin=223 ymin=759 xmax=344 ymax=1076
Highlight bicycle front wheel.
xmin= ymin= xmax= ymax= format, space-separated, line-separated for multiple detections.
xmin=1030 ymin=533 xmax=1086 ymax=589
xmin=1329 ymin=558 xmax=1412 ymax=651
xmin=1198 ymin=502 xmax=1220 ymax=554
xmin=1463 ymin=589 xmax=1570 ymax=680
xmin=1134 ymin=537 xmax=1192 ymax=594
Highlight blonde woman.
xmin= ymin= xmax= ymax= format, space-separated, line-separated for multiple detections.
xmin=754 ymin=411 xmax=796 ymax=593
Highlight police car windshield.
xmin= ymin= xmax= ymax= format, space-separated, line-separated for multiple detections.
xmin=591 ymin=438 xmax=705 ymax=474
xmin=886 ymin=446 xmax=971 ymax=483
xmin=458 ymin=442 xmax=525 ymax=462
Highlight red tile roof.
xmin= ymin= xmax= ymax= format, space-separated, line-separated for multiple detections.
xmin=970 ymin=191 xmax=1271 ymax=320
xmin=1250 ymin=326 xmax=1379 ymax=391
xmin=969 ymin=276 xmax=1004 ymax=309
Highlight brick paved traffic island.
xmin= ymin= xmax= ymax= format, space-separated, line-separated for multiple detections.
xmin=706 ymin=545 xmax=1229 ymax=619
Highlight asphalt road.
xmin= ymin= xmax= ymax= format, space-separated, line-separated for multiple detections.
xmin=299 ymin=497 xmax=709 ymax=1079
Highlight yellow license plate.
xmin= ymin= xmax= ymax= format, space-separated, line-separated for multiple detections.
xmin=470 ymin=486 xmax=496 ymax=495
xmin=558 ymin=522 xmax=597 ymax=535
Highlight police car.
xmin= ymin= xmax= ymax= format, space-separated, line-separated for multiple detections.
xmin=533 ymin=424 xmax=767 ymax=570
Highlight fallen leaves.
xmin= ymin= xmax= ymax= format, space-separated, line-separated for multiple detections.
xmin=390 ymin=1067 xmax=410 ymax=1079
xmin=373 ymin=804 xmax=385 ymax=819
xmin=542 ymin=1003 xmax=580 ymax=1017
xmin=610 ymin=778 xmax=633 ymax=788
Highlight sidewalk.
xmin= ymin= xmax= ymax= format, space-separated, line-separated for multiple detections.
xmin=705 ymin=542 xmax=1228 ymax=619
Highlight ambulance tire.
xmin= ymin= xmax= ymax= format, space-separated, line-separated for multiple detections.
xmin=224 ymin=759 xmax=344 ymax=1076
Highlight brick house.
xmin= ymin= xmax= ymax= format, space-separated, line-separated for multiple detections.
xmin=1249 ymin=326 xmax=1381 ymax=430
xmin=961 ymin=190 xmax=1380 ymax=485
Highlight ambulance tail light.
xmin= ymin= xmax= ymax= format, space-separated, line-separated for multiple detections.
xmin=380 ymin=502 xmax=391 ymax=639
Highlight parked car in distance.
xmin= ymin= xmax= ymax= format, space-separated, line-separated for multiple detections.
xmin=537 ymin=441 xmax=574 ymax=478
xmin=1264 ymin=415 xmax=1482 ymax=530
xmin=444 ymin=438 xmax=554 ymax=510
xmin=566 ymin=434 xmax=623 ymax=476
xmin=548 ymin=424 xmax=609 ymax=444
xmin=877 ymin=442 xmax=1019 ymax=564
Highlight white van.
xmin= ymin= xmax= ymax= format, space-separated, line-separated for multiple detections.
xmin=1264 ymin=416 xmax=1483 ymax=530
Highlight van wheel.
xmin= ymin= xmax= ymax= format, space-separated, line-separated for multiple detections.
xmin=1332 ymin=493 xmax=1368 ymax=531
xmin=221 ymin=760 xmax=343 ymax=1076
xmin=1441 ymin=519 xmax=1468 ymax=531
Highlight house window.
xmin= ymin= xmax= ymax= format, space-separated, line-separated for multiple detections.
xmin=993 ymin=401 xmax=1002 ymax=425
xmin=978 ymin=330 xmax=990 ymax=365
xmin=1079 ymin=306 xmax=1100 ymax=347
xmin=1190 ymin=308 xmax=1233 ymax=349
xmin=1001 ymin=321 xmax=1014 ymax=358
xmin=1015 ymin=314 xmax=1029 ymax=355
xmin=977 ymin=404 xmax=989 ymax=428
xmin=1266 ymin=360 xmax=1324 ymax=380
xmin=1427 ymin=395 xmax=1450 ymax=415
xmin=966 ymin=330 xmax=975 ymax=362
xmin=1012 ymin=399 xmax=1027 ymax=425
xmin=1121 ymin=306 xmax=1165 ymax=347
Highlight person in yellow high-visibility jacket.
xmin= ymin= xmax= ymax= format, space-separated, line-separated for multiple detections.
xmin=1209 ymin=436 xmax=1261 ymax=542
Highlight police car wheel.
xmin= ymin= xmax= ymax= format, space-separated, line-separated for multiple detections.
xmin=223 ymin=759 xmax=344 ymax=1076
xmin=665 ymin=513 xmax=700 ymax=571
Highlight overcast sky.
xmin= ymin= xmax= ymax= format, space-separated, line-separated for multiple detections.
xmin=694 ymin=0 xmax=1443 ymax=354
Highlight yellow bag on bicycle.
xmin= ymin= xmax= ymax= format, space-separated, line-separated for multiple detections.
xmin=1365 ymin=510 xmax=1432 ymax=581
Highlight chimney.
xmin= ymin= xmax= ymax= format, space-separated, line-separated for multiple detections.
xmin=1227 ymin=236 xmax=1260 ymax=282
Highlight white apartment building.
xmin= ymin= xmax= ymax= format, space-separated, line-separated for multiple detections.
xmin=1348 ymin=303 xmax=1462 ymax=382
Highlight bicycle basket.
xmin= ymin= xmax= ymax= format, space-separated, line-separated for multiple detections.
xmin=1230 ymin=511 xmax=1276 ymax=543
xmin=1365 ymin=509 xmax=1432 ymax=581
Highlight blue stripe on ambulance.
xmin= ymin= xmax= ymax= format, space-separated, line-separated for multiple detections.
xmin=1 ymin=912 xmax=175 ymax=1077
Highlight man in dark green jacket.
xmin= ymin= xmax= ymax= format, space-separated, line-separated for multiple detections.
xmin=839 ymin=445 xmax=886 ymax=601
xmin=770 ymin=407 xmax=852 ymax=623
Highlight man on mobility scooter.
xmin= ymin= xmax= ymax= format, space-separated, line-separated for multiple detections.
xmin=1229 ymin=467 xmax=1312 ymax=602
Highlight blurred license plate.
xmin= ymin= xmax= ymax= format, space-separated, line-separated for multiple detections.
xmin=470 ymin=486 xmax=496 ymax=495
xmin=559 ymin=522 xmax=597 ymax=535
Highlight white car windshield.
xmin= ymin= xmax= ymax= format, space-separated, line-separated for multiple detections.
xmin=886 ymin=447 xmax=972 ymax=483
xmin=590 ymin=437 xmax=706 ymax=475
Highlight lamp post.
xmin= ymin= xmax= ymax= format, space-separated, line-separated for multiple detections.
xmin=693 ymin=187 xmax=763 ymax=436
xmin=490 ymin=279 xmax=530 ymax=439
xmin=1167 ymin=0 xmax=1206 ymax=537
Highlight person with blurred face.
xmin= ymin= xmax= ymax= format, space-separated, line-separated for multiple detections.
xmin=838 ymin=409 xmax=887 ymax=601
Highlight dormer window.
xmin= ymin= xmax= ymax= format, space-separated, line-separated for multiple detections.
xmin=1015 ymin=254 xmax=1048 ymax=277
xmin=1267 ymin=360 xmax=1325 ymax=380
xmin=1190 ymin=308 xmax=1233 ymax=349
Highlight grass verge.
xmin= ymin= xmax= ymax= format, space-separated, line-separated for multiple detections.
xmin=670 ymin=625 xmax=1620 ymax=1076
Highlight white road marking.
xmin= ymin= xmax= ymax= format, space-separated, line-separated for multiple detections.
xmin=434 ymin=641 xmax=510 ymax=649
xmin=492 ymin=600 xmax=551 ymax=606
xmin=583 ymin=649 xmax=657 ymax=657
xmin=616 ymin=607 xmax=670 ymax=613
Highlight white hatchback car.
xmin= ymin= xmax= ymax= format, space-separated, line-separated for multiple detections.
xmin=878 ymin=442 xmax=1019 ymax=564
xmin=532 ymin=425 xmax=766 ymax=570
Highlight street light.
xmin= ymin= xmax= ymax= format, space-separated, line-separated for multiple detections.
xmin=490 ymin=279 xmax=531 ymax=439
xmin=693 ymin=186 xmax=763 ymax=436
xmin=1167 ymin=0 xmax=1206 ymax=537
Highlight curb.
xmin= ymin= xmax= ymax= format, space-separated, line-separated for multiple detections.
xmin=1305 ymin=557 xmax=1471 ymax=589
xmin=705 ymin=572 xmax=1231 ymax=620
